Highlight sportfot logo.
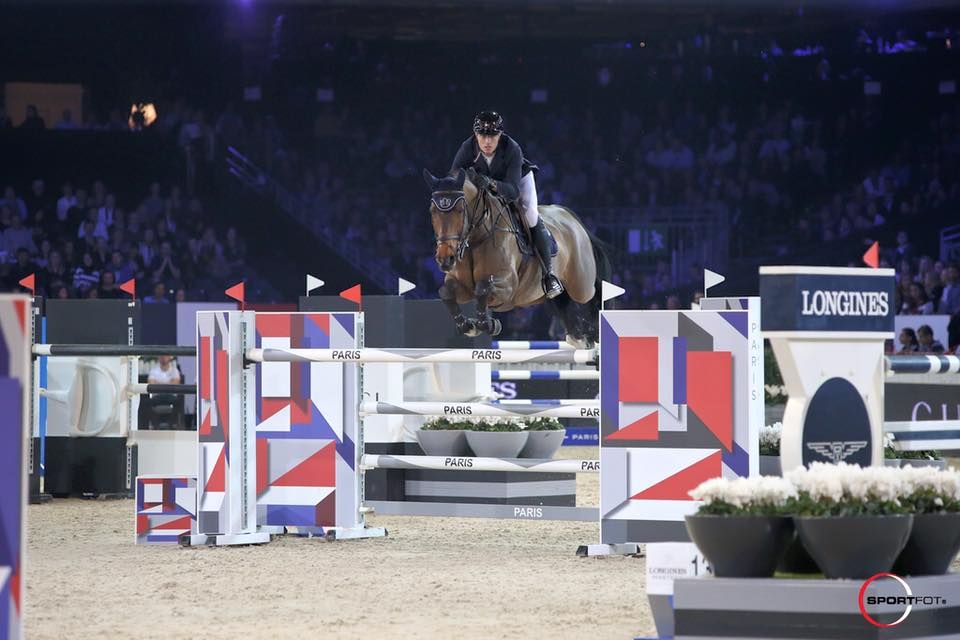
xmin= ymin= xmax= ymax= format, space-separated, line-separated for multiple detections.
xmin=858 ymin=573 xmax=948 ymax=628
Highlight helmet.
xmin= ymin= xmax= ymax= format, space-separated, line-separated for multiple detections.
xmin=473 ymin=111 xmax=503 ymax=135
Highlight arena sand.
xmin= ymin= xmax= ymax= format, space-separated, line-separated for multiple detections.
xmin=24 ymin=446 xmax=658 ymax=640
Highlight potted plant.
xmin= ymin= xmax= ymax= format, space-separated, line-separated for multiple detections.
xmin=759 ymin=422 xmax=782 ymax=477
xmin=415 ymin=417 xmax=473 ymax=456
xmin=884 ymin=432 xmax=903 ymax=467
xmin=518 ymin=417 xmax=566 ymax=459
xmin=894 ymin=466 xmax=960 ymax=575
xmin=464 ymin=418 xmax=530 ymax=458
xmin=685 ymin=476 xmax=796 ymax=577
xmin=900 ymin=449 xmax=947 ymax=469
xmin=787 ymin=462 xmax=913 ymax=579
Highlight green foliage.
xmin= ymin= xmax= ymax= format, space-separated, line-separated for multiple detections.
xmin=787 ymin=494 xmax=909 ymax=517
xmin=466 ymin=420 xmax=524 ymax=432
xmin=420 ymin=418 xmax=470 ymax=431
xmin=695 ymin=500 xmax=793 ymax=517
xmin=760 ymin=441 xmax=780 ymax=456
xmin=901 ymin=449 xmax=942 ymax=460
xmin=524 ymin=417 xmax=564 ymax=431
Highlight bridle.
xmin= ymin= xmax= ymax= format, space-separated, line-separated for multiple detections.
xmin=431 ymin=187 xmax=506 ymax=263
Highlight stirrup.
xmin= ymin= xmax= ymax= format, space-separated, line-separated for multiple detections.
xmin=543 ymin=274 xmax=564 ymax=299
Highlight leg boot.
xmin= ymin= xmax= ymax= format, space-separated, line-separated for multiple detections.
xmin=531 ymin=219 xmax=564 ymax=299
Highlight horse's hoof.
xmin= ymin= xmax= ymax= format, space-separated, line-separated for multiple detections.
xmin=463 ymin=319 xmax=482 ymax=337
xmin=489 ymin=319 xmax=502 ymax=336
xmin=565 ymin=334 xmax=592 ymax=350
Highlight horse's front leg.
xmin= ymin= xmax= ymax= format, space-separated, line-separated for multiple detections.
xmin=474 ymin=274 xmax=515 ymax=336
xmin=440 ymin=275 xmax=481 ymax=337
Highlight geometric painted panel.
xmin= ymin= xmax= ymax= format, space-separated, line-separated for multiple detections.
xmin=599 ymin=310 xmax=752 ymax=544
xmin=254 ymin=313 xmax=359 ymax=532
xmin=135 ymin=476 xmax=197 ymax=544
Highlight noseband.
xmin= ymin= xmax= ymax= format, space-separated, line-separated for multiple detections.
xmin=432 ymin=190 xmax=485 ymax=262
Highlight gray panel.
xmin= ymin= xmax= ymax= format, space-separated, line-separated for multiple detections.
xmin=678 ymin=312 xmax=714 ymax=352
xmin=405 ymin=479 xmax=576 ymax=498
xmin=601 ymin=519 xmax=689 ymax=543
xmin=366 ymin=500 xmax=596 ymax=521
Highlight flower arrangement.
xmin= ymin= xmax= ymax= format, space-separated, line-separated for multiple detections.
xmin=689 ymin=476 xmax=797 ymax=516
xmin=759 ymin=422 xmax=782 ymax=456
xmin=524 ymin=416 xmax=564 ymax=431
xmin=785 ymin=462 xmax=909 ymax=516
xmin=897 ymin=465 xmax=960 ymax=513
xmin=884 ymin=432 xmax=942 ymax=462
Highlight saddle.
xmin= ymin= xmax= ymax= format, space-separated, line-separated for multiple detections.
xmin=503 ymin=200 xmax=558 ymax=259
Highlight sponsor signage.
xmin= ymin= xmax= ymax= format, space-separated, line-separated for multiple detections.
xmin=760 ymin=269 xmax=895 ymax=333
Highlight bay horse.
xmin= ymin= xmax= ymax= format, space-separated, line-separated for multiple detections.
xmin=423 ymin=167 xmax=611 ymax=348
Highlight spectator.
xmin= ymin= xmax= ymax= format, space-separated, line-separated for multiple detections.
xmin=97 ymin=271 xmax=124 ymax=299
xmin=72 ymin=252 xmax=100 ymax=293
xmin=54 ymin=109 xmax=78 ymax=130
xmin=896 ymin=327 xmax=919 ymax=354
xmin=19 ymin=105 xmax=45 ymax=130
xmin=148 ymin=355 xmax=182 ymax=385
xmin=2 ymin=214 xmax=36 ymax=256
xmin=110 ymin=250 xmax=135 ymax=284
xmin=144 ymin=281 xmax=169 ymax=304
xmin=57 ymin=183 xmax=77 ymax=223
xmin=151 ymin=241 xmax=182 ymax=284
xmin=917 ymin=324 xmax=945 ymax=354
xmin=940 ymin=264 xmax=960 ymax=316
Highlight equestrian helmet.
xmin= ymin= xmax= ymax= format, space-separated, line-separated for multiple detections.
xmin=473 ymin=111 xmax=503 ymax=135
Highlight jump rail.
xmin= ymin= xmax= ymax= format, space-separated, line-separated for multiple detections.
xmin=887 ymin=354 xmax=960 ymax=375
xmin=492 ymin=370 xmax=599 ymax=381
xmin=359 ymin=400 xmax=599 ymax=419
xmin=491 ymin=340 xmax=576 ymax=350
xmin=127 ymin=383 xmax=197 ymax=395
xmin=32 ymin=344 xmax=195 ymax=357
xmin=361 ymin=454 xmax=600 ymax=474
xmin=247 ymin=347 xmax=597 ymax=365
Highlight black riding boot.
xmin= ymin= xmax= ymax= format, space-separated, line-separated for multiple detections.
xmin=531 ymin=219 xmax=564 ymax=299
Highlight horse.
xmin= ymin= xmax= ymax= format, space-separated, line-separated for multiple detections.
xmin=422 ymin=167 xmax=611 ymax=348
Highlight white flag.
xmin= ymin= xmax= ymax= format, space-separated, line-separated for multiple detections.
xmin=704 ymin=269 xmax=725 ymax=292
xmin=398 ymin=277 xmax=416 ymax=295
xmin=601 ymin=280 xmax=626 ymax=303
xmin=306 ymin=274 xmax=325 ymax=295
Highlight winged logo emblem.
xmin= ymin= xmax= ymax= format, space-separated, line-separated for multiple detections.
xmin=806 ymin=441 xmax=868 ymax=463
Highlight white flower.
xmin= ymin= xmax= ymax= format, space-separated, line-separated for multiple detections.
xmin=760 ymin=422 xmax=782 ymax=448
xmin=689 ymin=475 xmax=796 ymax=509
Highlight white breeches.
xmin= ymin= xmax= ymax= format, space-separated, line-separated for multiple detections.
xmin=519 ymin=172 xmax=539 ymax=227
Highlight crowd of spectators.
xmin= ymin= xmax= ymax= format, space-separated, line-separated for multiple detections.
xmin=0 ymin=177 xmax=247 ymax=302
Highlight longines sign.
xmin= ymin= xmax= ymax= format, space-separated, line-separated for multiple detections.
xmin=760 ymin=268 xmax=895 ymax=333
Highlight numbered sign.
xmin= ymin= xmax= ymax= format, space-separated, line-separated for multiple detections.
xmin=646 ymin=542 xmax=712 ymax=596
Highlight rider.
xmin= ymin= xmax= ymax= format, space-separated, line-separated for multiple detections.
xmin=449 ymin=110 xmax=564 ymax=299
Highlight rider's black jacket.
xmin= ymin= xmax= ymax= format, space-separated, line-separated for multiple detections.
xmin=449 ymin=134 xmax=536 ymax=202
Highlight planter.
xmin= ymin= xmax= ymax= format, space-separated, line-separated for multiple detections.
xmin=900 ymin=459 xmax=948 ymax=469
xmin=893 ymin=512 xmax=960 ymax=576
xmin=885 ymin=459 xmax=903 ymax=467
xmin=794 ymin=514 xmax=913 ymax=579
xmin=465 ymin=431 xmax=529 ymax=458
xmin=759 ymin=455 xmax=782 ymax=477
xmin=685 ymin=515 xmax=793 ymax=578
xmin=518 ymin=430 xmax=566 ymax=459
xmin=776 ymin=530 xmax=821 ymax=574
xmin=415 ymin=430 xmax=472 ymax=457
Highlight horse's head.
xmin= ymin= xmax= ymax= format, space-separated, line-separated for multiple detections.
xmin=423 ymin=168 xmax=478 ymax=272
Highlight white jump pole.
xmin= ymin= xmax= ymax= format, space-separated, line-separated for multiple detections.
xmin=492 ymin=370 xmax=600 ymax=381
xmin=491 ymin=340 xmax=575 ymax=350
xmin=246 ymin=347 xmax=596 ymax=365
xmin=359 ymin=400 xmax=599 ymax=419
xmin=362 ymin=454 xmax=600 ymax=474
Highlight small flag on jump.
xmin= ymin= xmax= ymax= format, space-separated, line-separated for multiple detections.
xmin=340 ymin=283 xmax=362 ymax=307
xmin=863 ymin=241 xmax=880 ymax=269
xmin=398 ymin=277 xmax=416 ymax=296
xmin=119 ymin=278 xmax=136 ymax=299
xmin=18 ymin=273 xmax=35 ymax=293
xmin=601 ymin=280 xmax=626 ymax=303
xmin=704 ymin=269 xmax=725 ymax=292
xmin=306 ymin=274 xmax=325 ymax=296
xmin=225 ymin=281 xmax=245 ymax=310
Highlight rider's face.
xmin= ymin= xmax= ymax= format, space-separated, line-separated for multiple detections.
xmin=475 ymin=132 xmax=500 ymax=155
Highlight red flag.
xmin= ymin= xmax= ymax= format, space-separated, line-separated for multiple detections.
xmin=863 ymin=241 xmax=879 ymax=269
xmin=119 ymin=278 xmax=136 ymax=298
xmin=339 ymin=283 xmax=362 ymax=306
xmin=225 ymin=281 xmax=245 ymax=309
xmin=18 ymin=273 xmax=35 ymax=293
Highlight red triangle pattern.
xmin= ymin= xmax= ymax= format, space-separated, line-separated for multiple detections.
xmin=314 ymin=491 xmax=337 ymax=527
xmin=199 ymin=337 xmax=211 ymax=401
xmin=605 ymin=411 xmax=658 ymax=441
xmin=11 ymin=567 xmax=19 ymax=613
xmin=687 ymin=352 xmax=733 ymax=451
xmin=205 ymin=447 xmax=227 ymax=493
xmin=271 ymin=442 xmax=336 ymax=488
xmin=309 ymin=313 xmax=330 ymax=337
xmin=13 ymin=299 xmax=26 ymax=335
xmin=199 ymin=406 xmax=212 ymax=437
xmin=216 ymin=349 xmax=229 ymax=445
xmin=136 ymin=514 xmax=151 ymax=534
xmin=631 ymin=451 xmax=722 ymax=501
xmin=260 ymin=398 xmax=290 ymax=424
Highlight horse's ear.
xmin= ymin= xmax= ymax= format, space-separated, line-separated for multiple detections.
xmin=422 ymin=169 xmax=438 ymax=191
xmin=456 ymin=168 xmax=466 ymax=188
